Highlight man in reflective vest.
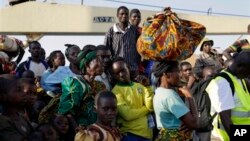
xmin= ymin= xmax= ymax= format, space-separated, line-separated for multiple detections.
xmin=206 ymin=51 xmax=250 ymax=141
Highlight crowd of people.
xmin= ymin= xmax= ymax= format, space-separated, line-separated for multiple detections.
xmin=0 ymin=5 xmax=250 ymax=141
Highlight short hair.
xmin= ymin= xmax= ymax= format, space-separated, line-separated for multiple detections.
xmin=0 ymin=78 xmax=16 ymax=97
xmin=96 ymin=45 xmax=109 ymax=51
xmin=130 ymin=9 xmax=141 ymax=17
xmin=29 ymin=41 xmax=41 ymax=48
xmin=117 ymin=6 xmax=129 ymax=15
xmin=21 ymin=70 xmax=35 ymax=79
xmin=95 ymin=90 xmax=117 ymax=107
xmin=47 ymin=50 xmax=63 ymax=68
xmin=179 ymin=61 xmax=192 ymax=70
xmin=64 ymin=44 xmax=80 ymax=58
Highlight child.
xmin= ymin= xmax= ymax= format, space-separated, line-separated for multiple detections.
xmin=111 ymin=57 xmax=154 ymax=141
xmin=36 ymin=123 xmax=58 ymax=141
xmin=0 ymin=78 xmax=33 ymax=141
xmin=75 ymin=90 xmax=121 ymax=141
xmin=50 ymin=114 xmax=74 ymax=141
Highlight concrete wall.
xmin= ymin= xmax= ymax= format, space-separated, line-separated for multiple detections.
xmin=0 ymin=1 xmax=249 ymax=34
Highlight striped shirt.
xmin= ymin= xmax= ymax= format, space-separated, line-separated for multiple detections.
xmin=104 ymin=23 xmax=140 ymax=72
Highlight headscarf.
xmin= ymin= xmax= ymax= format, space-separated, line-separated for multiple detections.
xmin=152 ymin=60 xmax=179 ymax=77
xmin=77 ymin=50 xmax=97 ymax=71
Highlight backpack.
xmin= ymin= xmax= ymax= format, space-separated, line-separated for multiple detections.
xmin=191 ymin=72 xmax=235 ymax=132
xmin=136 ymin=7 xmax=206 ymax=61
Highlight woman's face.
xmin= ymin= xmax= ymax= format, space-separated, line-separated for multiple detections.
xmin=162 ymin=67 xmax=180 ymax=87
xmin=53 ymin=52 xmax=65 ymax=68
xmin=67 ymin=47 xmax=80 ymax=64
xmin=86 ymin=58 xmax=104 ymax=76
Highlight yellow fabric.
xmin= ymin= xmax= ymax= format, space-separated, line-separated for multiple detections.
xmin=212 ymin=71 xmax=250 ymax=141
xmin=74 ymin=124 xmax=120 ymax=141
xmin=112 ymin=82 xmax=153 ymax=139
xmin=137 ymin=9 xmax=206 ymax=61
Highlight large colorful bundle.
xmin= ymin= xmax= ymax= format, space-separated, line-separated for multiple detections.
xmin=137 ymin=8 xmax=206 ymax=61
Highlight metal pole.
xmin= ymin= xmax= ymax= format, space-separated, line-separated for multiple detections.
xmin=81 ymin=0 xmax=84 ymax=5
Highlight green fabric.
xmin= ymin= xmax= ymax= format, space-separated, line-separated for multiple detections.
xmin=78 ymin=51 xmax=97 ymax=70
xmin=58 ymin=76 xmax=97 ymax=126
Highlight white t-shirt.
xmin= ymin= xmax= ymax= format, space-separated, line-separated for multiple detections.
xmin=206 ymin=77 xmax=237 ymax=113
xmin=29 ymin=61 xmax=47 ymax=77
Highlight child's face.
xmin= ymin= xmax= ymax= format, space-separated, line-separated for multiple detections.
xmin=22 ymin=83 xmax=37 ymax=105
xmin=96 ymin=97 xmax=117 ymax=125
xmin=53 ymin=115 xmax=69 ymax=134
xmin=38 ymin=125 xmax=58 ymax=141
xmin=112 ymin=61 xmax=131 ymax=83
xmin=7 ymin=82 xmax=36 ymax=106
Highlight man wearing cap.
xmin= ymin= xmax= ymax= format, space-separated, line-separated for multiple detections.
xmin=193 ymin=38 xmax=223 ymax=79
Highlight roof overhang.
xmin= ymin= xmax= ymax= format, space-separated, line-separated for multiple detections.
xmin=0 ymin=1 xmax=249 ymax=35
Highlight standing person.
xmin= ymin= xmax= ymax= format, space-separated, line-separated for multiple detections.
xmin=191 ymin=66 xmax=217 ymax=141
xmin=16 ymin=41 xmax=48 ymax=77
xmin=130 ymin=8 xmax=142 ymax=33
xmin=179 ymin=61 xmax=196 ymax=89
xmin=111 ymin=57 xmax=153 ymax=141
xmin=193 ymin=38 xmax=223 ymax=79
xmin=104 ymin=6 xmax=140 ymax=79
xmin=152 ymin=60 xmax=198 ymax=141
xmin=75 ymin=91 xmax=121 ymax=141
xmin=58 ymin=48 xmax=105 ymax=126
xmin=95 ymin=45 xmax=113 ymax=90
xmin=206 ymin=51 xmax=250 ymax=141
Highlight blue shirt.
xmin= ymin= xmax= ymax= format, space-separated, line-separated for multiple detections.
xmin=153 ymin=87 xmax=189 ymax=129
xmin=45 ymin=66 xmax=77 ymax=84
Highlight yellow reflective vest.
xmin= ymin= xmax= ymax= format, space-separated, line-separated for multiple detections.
xmin=211 ymin=71 xmax=250 ymax=141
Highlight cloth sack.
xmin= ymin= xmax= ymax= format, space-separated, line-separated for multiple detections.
xmin=137 ymin=8 xmax=206 ymax=61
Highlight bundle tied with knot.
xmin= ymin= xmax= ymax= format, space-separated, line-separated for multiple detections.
xmin=77 ymin=50 xmax=97 ymax=74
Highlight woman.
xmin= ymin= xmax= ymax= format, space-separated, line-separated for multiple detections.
xmin=40 ymin=50 xmax=65 ymax=93
xmin=194 ymin=38 xmax=223 ymax=79
xmin=152 ymin=60 xmax=198 ymax=141
xmin=58 ymin=48 xmax=105 ymax=127
xmin=44 ymin=44 xmax=81 ymax=90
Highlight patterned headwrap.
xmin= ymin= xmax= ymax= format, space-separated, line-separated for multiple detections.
xmin=78 ymin=50 xmax=97 ymax=70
